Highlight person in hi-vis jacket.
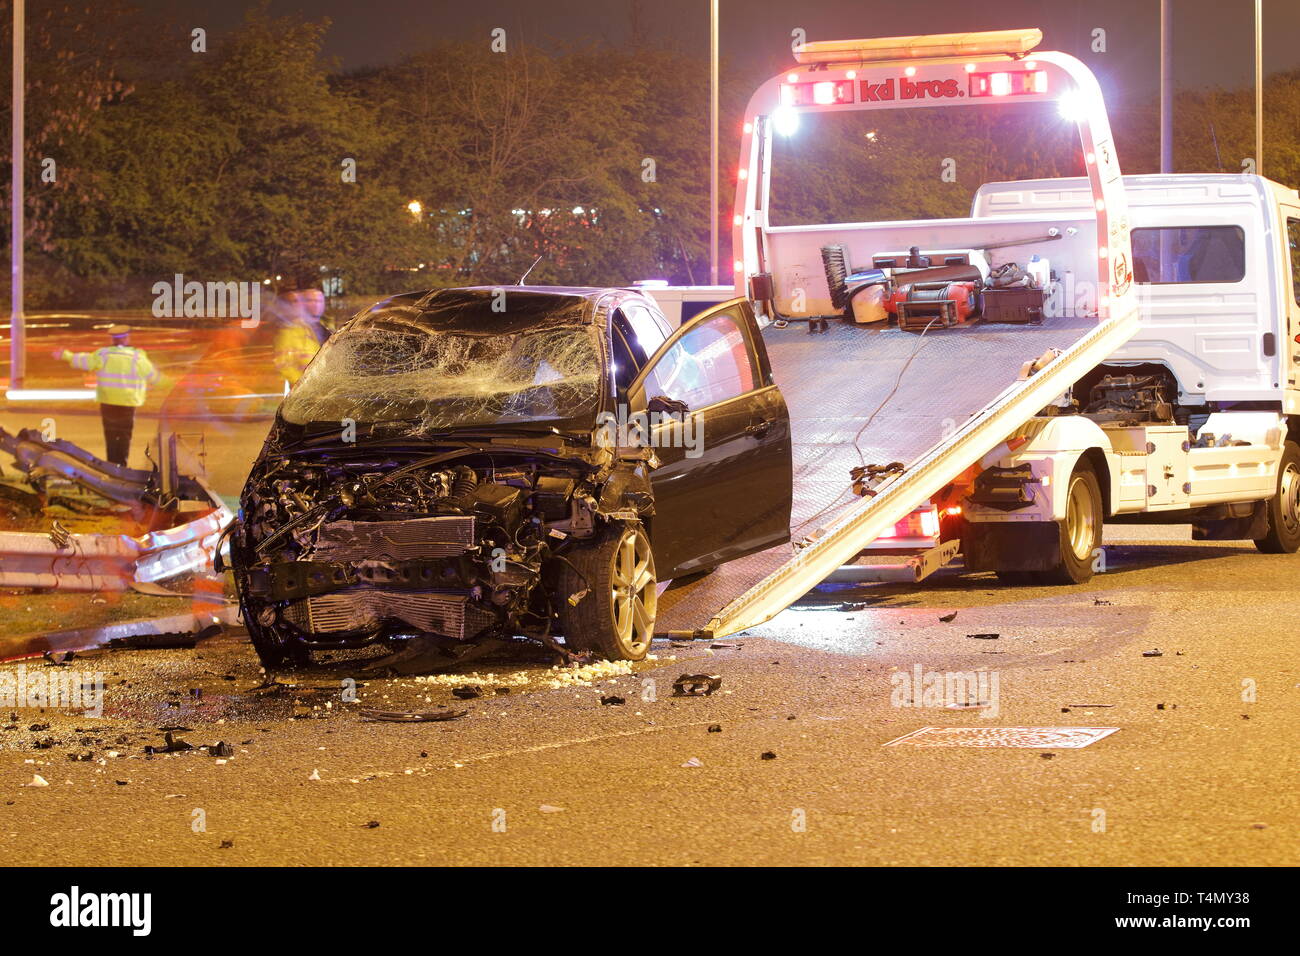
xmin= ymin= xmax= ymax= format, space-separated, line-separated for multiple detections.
xmin=53 ymin=324 xmax=162 ymax=467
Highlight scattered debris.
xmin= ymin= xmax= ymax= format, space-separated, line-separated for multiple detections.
xmin=1142 ymin=648 xmax=1163 ymax=657
xmin=600 ymin=695 xmax=625 ymax=706
xmin=108 ymin=632 xmax=200 ymax=651
xmin=42 ymin=650 xmax=75 ymax=666
xmin=672 ymin=674 xmax=722 ymax=696
xmin=681 ymin=757 xmax=703 ymax=768
xmin=1040 ymin=753 xmax=1055 ymax=760
xmin=23 ymin=774 xmax=50 ymax=788
xmin=1093 ymin=598 xmax=1114 ymax=606
xmin=760 ymin=751 xmax=777 ymax=760
xmin=219 ymin=840 xmax=234 ymax=849
xmin=538 ymin=805 xmax=565 ymax=813
xmin=967 ymin=633 xmax=999 ymax=640
xmin=362 ymin=820 xmax=381 ymax=829
xmin=451 ymin=686 xmax=483 ymax=700
xmin=144 ymin=732 xmax=193 ymax=754
xmin=209 ymin=741 xmax=234 ymax=757
xmin=707 ymin=724 xmax=723 ymax=733
xmin=709 ymin=642 xmax=741 ymax=650
xmin=938 ymin=611 xmax=958 ymax=623
xmin=358 ymin=708 xmax=468 ymax=723
xmin=308 ymin=769 xmax=321 ymax=781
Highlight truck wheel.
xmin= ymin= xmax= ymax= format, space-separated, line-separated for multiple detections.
xmin=558 ymin=522 xmax=657 ymax=661
xmin=1038 ymin=462 xmax=1103 ymax=585
xmin=1254 ymin=440 xmax=1300 ymax=554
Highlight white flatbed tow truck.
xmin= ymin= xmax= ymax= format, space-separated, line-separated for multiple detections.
xmin=644 ymin=28 xmax=1300 ymax=640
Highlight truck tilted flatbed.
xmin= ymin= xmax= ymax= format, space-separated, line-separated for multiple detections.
xmin=648 ymin=29 xmax=1300 ymax=639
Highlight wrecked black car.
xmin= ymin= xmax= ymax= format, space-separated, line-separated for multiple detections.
xmin=229 ymin=287 xmax=792 ymax=668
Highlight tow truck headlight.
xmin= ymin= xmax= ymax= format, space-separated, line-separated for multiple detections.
xmin=773 ymin=104 xmax=801 ymax=136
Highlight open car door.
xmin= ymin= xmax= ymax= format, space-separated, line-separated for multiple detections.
xmin=626 ymin=298 xmax=793 ymax=579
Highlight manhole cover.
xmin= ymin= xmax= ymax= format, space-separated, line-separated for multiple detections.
xmin=883 ymin=727 xmax=1119 ymax=749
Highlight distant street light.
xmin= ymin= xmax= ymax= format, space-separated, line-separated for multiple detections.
xmin=407 ymin=199 xmax=423 ymax=218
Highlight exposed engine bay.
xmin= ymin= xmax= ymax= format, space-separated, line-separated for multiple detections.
xmin=229 ymin=424 xmax=656 ymax=669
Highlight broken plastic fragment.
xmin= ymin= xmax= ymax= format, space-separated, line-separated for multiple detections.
xmin=672 ymin=674 xmax=722 ymax=696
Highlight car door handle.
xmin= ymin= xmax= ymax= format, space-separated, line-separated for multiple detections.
xmin=746 ymin=419 xmax=772 ymax=438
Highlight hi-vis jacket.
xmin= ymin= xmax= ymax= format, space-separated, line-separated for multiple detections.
xmin=59 ymin=346 xmax=162 ymax=407
xmin=273 ymin=322 xmax=323 ymax=387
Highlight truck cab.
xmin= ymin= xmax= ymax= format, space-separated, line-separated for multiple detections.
xmin=963 ymin=174 xmax=1300 ymax=570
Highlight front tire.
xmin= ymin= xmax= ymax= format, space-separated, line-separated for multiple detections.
xmin=558 ymin=522 xmax=657 ymax=661
xmin=1037 ymin=462 xmax=1103 ymax=585
xmin=1254 ymin=440 xmax=1300 ymax=554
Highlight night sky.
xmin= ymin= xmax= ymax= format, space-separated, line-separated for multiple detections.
xmin=135 ymin=0 xmax=1300 ymax=97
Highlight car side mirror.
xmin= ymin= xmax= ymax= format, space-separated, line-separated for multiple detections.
xmin=647 ymin=394 xmax=690 ymax=415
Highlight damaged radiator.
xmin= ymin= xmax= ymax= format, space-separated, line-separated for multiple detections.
xmin=283 ymin=587 xmax=495 ymax=639
xmin=307 ymin=515 xmax=476 ymax=561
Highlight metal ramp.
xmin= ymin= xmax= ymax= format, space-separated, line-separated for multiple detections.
xmin=654 ymin=308 xmax=1139 ymax=637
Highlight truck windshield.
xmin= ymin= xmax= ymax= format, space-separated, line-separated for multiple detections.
xmin=769 ymin=101 xmax=1085 ymax=226
xmin=280 ymin=322 xmax=604 ymax=431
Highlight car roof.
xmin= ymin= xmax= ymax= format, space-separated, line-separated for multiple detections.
xmin=361 ymin=285 xmax=663 ymax=329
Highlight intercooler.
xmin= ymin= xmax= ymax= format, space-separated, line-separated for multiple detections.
xmin=306 ymin=515 xmax=475 ymax=562
xmin=284 ymin=587 xmax=496 ymax=639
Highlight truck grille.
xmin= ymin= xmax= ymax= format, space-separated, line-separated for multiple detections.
xmin=309 ymin=515 xmax=475 ymax=562
xmin=284 ymin=587 xmax=495 ymax=639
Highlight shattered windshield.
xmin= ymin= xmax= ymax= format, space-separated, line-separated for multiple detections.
xmin=280 ymin=300 xmax=604 ymax=431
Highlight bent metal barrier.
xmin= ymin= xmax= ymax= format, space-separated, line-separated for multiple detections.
xmin=0 ymin=501 xmax=233 ymax=591
xmin=0 ymin=428 xmax=234 ymax=591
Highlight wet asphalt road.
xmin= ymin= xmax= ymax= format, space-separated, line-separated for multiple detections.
xmin=1 ymin=524 xmax=1296 ymax=866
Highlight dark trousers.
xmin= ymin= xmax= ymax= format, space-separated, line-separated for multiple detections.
xmin=100 ymin=403 xmax=135 ymax=467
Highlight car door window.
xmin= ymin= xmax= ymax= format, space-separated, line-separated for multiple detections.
xmin=622 ymin=303 xmax=668 ymax=356
xmin=610 ymin=310 xmax=650 ymax=396
xmin=641 ymin=311 xmax=756 ymax=410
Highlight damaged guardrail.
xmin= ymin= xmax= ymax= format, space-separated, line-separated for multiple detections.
xmin=0 ymin=426 xmax=234 ymax=591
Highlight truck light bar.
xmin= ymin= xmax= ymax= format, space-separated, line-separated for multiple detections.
xmin=793 ymin=28 xmax=1042 ymax=65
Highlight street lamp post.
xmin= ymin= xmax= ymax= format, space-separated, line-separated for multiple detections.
xmin=1160 ymin=0 xmax=1172 ymax=174
xmin=10 ymin=0 xmax=24 ymax=390
xmin=1255 ymin=0 xmax=1263 ymax=177
xmin=709 ymin=0 xmax=718 ymax=287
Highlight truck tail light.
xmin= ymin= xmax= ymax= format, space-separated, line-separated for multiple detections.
xmin=780 ymin=79 xmax=854 ymax=107
xmin=968 ymin=70 xmax=1047 ymax=98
